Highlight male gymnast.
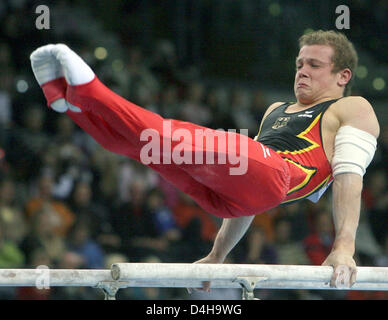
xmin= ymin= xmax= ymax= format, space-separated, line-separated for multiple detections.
xmin=30 ymin=30 xmax=379 ymax=289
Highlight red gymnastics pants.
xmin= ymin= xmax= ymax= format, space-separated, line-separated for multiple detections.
xmin=42 ymin=76 xmax=290 ymax=218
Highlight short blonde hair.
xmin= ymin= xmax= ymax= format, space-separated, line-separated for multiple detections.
xmin=299 ymin=30 xmax=358 ymax=96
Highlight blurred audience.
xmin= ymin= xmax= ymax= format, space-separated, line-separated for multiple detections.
xmin=179 ymin=81 xmax=212 ymax=126
xmin=172 ymin=193 xmax=218 ymax=262
xmin=0 ymin=176 xmax=27 ymax=244
xmin=273 ymin=217 xmax=309 ymax=265
xmin=303 ymin=211 xmax=334 ymax=266
xmin=24 ymin=174 xmax=75 ymax=237
xmin=20 ymin=207 xmax=67 ymax=267
xmin=245 ymin=225 xmax=277 ymax=264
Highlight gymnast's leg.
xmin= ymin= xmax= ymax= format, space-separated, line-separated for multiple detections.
xmin=30 ymin=44 xmax=289 ymax=218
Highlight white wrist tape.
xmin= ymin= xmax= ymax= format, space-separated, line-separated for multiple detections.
xmin=331 ymin=125 xmax=377 ymax=177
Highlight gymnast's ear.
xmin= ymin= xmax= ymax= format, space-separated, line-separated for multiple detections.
xmin=337 ymin=68 xmax=352 ymax=88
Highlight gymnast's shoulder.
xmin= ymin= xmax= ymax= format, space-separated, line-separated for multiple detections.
xmin=262 ymin=101 xmax=285 ymax=117
xmin=331 ymin=96 xmax=380 ymax=137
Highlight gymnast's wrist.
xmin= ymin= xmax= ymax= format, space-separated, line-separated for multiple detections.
xmin=332 ymin=236 xmax=355 ymax=256
xmin=208 ymin=248 xmax=227 ymax=263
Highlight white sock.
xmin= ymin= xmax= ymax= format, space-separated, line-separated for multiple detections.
xmin=30 ymin=44 xmax=64 ymax=86
xmin=51 ymin=44 xmax=95 ymax=85
xmin=31 ymin=45 xmax=85 ymax=113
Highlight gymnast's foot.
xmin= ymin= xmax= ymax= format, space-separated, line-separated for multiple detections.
xmin=30 ymin=44 xmax=68 ymax=112
xmin=30 ymin=44 xmax=94 ymax=113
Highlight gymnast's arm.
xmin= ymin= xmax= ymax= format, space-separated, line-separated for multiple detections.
xmin=207 ymin=216 xmax=255 ymax=263
xmin=322 ymin=97 xmax=380 ymax=287
xmin=323 ymin=172 xmax=362 ymax=287
xmin=187 ymin=216 xmax=254 ymax=293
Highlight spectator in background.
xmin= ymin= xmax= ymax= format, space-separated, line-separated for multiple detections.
xmin=133 ymin=83 xmax=160 ymax=114
xmin=158 ymin=84 xmax=182 ymax=119
xmin=53 ymin=115 xmax=78 ymax=146
xmin=0 ymin=176 xmax=27 ymax=245
xmin=362 ymin=168 xmax=388 ymax=246
xmin=302 ymin=193 xmax=333 ymax=241
xmin=0 ymin=221 xmax=25 ymax=300
xmin=249 ymin=207 xmax=281 ymax=243
xmin=111 ymin=179 xmax=165 ymax=261
xmin=124 ymin=46 xmax=160 ymax=102
xmin=244 ymin=225 xmax=277 ymax=264
xmin=0 ymin=67 xmax=13 ymax=130
xmin=0 ymin=43 xmax=13 ymax=70
xmin=373 ymin=125 xmax=388 ymax=171
xmin=52 ymin=114 xmax=90 ymax=164
xmin=172 ymin=192 xmax=218 ymax=262
xmin=270 ymin=217 xmax=319 ymax=300
xmin=50 ymin=115 xmax=92 ymax=200
xmin=20 ymin=207 xmax=67 ymax=267
xmin=353 ymin=203 xmax=382 ymax=264
xmin=68 ymin=180 xmax=120 ymax=252
xmin=303 ymin=208 xmax=337 ymax=302
xmin=150 ymin=39 xmax=180 ymax=87
xmin=90 ymin=145 xmax=121 ymax=205
xmin=0 ymin=43 xmax=14 ymax=135
xmin=24 ymin=174 xmax=75 ymax=237
xmin=0 ymin=152 xmax=10 ymax=192
xmin=7 ymin=106 xmax=49 ymax=181
xmin=303 ymin=211 xmax=334 ymax=266
xmin=273 ymin=217 xmax=309 ymax=265
xmin=280 ymin=202 xmax=310 ymax=242
xmin=0 ymin=221 xmax=25 ymax=268
xmin=116 ymin=160 xmax=159 ymax=205
xmin=206 ymin=87 xmax=236 ymax=130
xmin=65 ymin=219 xmax=105 ymax=269
xmin=179 ymin=81 xmax=212 ymax=126
xmin=250 ymin=89 xmax=268 ymax=126
xmin=145 ymin=188 xmax=182 ymax=261
xmin=230 ymin=87 xmax=256 ymax=136
xmin=146 ymin=188 xmax=181 ymax=240
xmin=56 ymin=112 xmax=99 ymax=157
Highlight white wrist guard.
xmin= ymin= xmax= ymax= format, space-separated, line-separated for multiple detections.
xmin=331 ymin=125 xmax=377 ymax=177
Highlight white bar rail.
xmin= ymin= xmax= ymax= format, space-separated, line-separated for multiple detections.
xmin=111 ymin=263 xmax=388 ymax=291
xmin=0 ymin=269 xmax=112 ymax=287
xmin=1 ymin=263 xmax=388 ymax=299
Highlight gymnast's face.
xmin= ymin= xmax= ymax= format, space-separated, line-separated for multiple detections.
xmin=294 ymin=45 xmax=347 ymax=104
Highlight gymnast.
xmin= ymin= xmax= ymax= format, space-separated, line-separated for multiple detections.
xmin=30 ymin=30 xmax=379 ymax=290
